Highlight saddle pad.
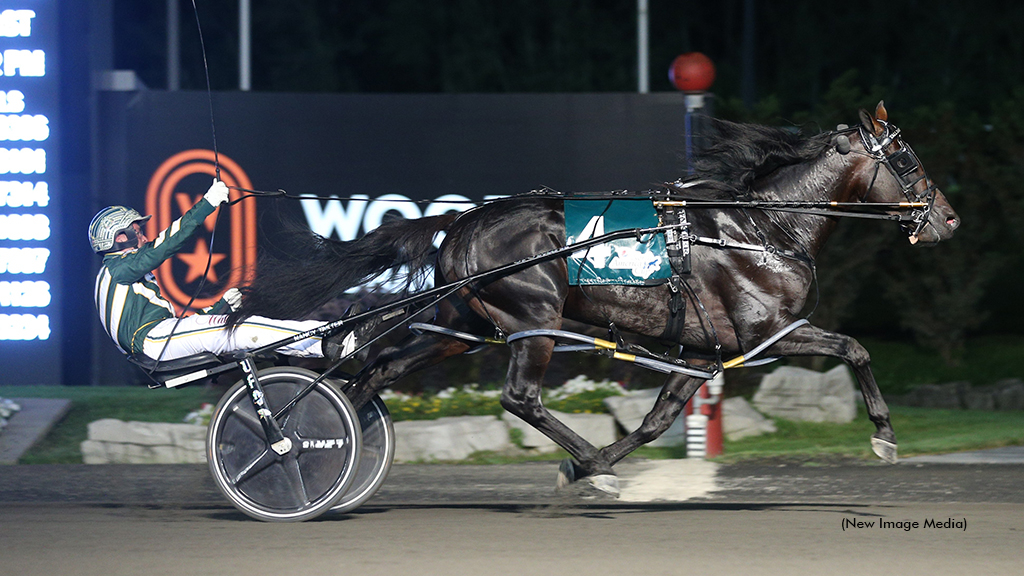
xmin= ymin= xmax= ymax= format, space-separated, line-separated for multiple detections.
xmin=565 ymin=199 xmax=672 ymax=286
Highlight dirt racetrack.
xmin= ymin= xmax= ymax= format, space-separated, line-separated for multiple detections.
xmin=1 ymin=460 xmax=1022 ymax=575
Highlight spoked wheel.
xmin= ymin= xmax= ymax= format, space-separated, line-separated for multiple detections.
xmin=207 ymin=367 xmax=361 ymax=522
xmin=330 ymin=392 xmax=395 ymax=513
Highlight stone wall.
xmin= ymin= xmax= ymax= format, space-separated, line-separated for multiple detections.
xmin=393 ymin=416 xmax=511 ymax=462
xmin=81 ymin=419 xmax=206 ymax=464
xmin=0 ymin=397 xmax=20 ymax=435
xmin=82 ymin=394 xmax=781 ymax=464
xmin=888 ymin=379 xmax=1024 ymax=411
xmin=81 ymin=413 xmax=620 ymax=465
xmin=753 ymin=365 xmax=857 ymax=423
xmin=722 ymin=397 xmax=776 ymax=441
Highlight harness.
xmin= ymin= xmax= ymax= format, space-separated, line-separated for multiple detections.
xmin=856 ymin=121 xmax=938 ymax=239
xmin=653 ymin=194 xmax=690 ymax=341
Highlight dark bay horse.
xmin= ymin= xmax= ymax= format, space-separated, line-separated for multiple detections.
xmin=234 ymin=102 xmax=959 ymax=495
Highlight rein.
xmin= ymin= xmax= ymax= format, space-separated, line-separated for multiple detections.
xmin=142 ymin=0 xmax=224 ymax=382
xmin=227 ymin=185 xmax=927 ymax=223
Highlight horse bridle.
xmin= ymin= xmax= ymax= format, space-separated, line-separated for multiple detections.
xmin=857 ymin=120 xmax=938 ymax=238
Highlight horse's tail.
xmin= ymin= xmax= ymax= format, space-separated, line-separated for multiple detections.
xmin=227 ymin=212 xmax=459 ymax=326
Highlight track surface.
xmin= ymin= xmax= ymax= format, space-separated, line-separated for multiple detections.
xmin=2 ymin=461 xmax=1022 ymax=575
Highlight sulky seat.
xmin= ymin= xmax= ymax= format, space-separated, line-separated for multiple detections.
xmin=127 ymin=352 xmax=236 ymax=388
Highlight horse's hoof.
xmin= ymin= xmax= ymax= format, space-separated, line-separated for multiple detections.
xmin=556 ymin=458 xmax=619 ymax=498
xmin=556 ymin=458 xmax=576 ymax=489
xmin=871 ymin=437 xmax=898 ymax=464
xmin=587 ymin=474 xmax=620 ymax=498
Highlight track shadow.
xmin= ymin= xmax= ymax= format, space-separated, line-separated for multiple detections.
xmin=203 ymin=509 xmax=360 ymax=523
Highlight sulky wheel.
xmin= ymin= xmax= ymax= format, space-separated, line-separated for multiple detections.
xmin=330 ymin=392 xmax=395 ymax=513
xmin=207 ymin=367 xmax=361 ymax=522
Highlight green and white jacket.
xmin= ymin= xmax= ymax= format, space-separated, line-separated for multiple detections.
xmin=94 ymin=198 xmax=229 ymax=355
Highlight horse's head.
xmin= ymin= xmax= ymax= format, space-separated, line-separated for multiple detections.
xmin=851 ymin=101 xmax=960 ymax=245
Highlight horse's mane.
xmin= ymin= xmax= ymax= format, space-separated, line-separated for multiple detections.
xmin=685 ymin=118 xmax=834 ymax=199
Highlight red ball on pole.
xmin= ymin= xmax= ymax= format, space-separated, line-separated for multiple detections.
xmin=669 ymin=52 xmax=716 ymax=92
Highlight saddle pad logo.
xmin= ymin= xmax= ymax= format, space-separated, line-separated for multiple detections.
xmin=565 ymin=199 xmax=671 ymax=286
xmin=145 ymin=150 xmax=257 ymax=313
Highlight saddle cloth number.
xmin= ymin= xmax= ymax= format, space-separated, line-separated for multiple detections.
xmin=565 ymin=199 xmax=672 ymax=286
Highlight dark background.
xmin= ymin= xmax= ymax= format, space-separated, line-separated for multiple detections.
xmin=17 ymin=0 xmax=1022 ymax=386
xmin=108 ymin=1 xmax=1024 ymax=360
xmin=116 ymin=0 xmax=1024 ymax=114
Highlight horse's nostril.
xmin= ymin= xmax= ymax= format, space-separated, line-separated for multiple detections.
xmin=946 ymin=216 xmax=959 ymax=228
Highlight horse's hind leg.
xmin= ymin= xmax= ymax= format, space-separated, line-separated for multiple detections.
xmin=598 ymin=374 xmax=705 ymax=465
xmin=344 ymin=331 xmax=470 ymax=410
xmin=342 ymin=300 xmax=479 ymax=410
xmin=767 ymin=322 xmax=898 ymax=463
xmin=501 ymin=336 xmax=619 ymax=495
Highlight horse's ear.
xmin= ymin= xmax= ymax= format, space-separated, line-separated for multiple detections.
xmin=859 ymin=108 xmax=884 ymax=137
xmin=875 ymin=100 xmax=888 ymax=122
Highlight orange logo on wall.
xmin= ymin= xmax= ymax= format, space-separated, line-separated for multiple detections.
xmin=145 ymin=150 xmax=257 ymax=313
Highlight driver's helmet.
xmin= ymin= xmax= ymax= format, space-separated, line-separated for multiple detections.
xmin=88 ymin=206 xmax=152 ymax=253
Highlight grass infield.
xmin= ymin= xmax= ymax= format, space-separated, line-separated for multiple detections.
xmin=3 ymin=389 xmax=1023 ymax=465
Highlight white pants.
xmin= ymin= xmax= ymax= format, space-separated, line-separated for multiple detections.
xmin=141 ymin=314 xmax=349 ymax=361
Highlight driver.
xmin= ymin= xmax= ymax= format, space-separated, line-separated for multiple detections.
xmin=89 ymin=179 xmax=369 ymax=363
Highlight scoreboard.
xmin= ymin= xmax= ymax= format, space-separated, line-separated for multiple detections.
xmin=0 ymin=2 xmax=60 ymax=384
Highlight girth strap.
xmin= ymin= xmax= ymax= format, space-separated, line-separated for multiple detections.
xmin=659 ymin=276 xmax=687 ymax=342
xmin=653 ymin=200 xmax=691 ymax=342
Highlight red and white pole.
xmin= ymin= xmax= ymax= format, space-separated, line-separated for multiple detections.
xmin=684 ymin=373 xmax=724 ymax=458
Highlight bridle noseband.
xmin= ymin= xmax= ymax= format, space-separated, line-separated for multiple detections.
xmin=857 ymin=120 xmax=938 ymax=238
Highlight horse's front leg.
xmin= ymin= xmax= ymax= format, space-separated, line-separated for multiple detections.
xmin=501 ymin=336 xmax=619 ymax=496
xmin=599 ymin=374 xmax=705 ymax=465
xmin=766 ymin=322 xmax=897 ymax=463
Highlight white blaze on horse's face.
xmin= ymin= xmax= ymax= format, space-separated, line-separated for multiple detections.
xmin=858 ymin=101 xmax=960 ymax=245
